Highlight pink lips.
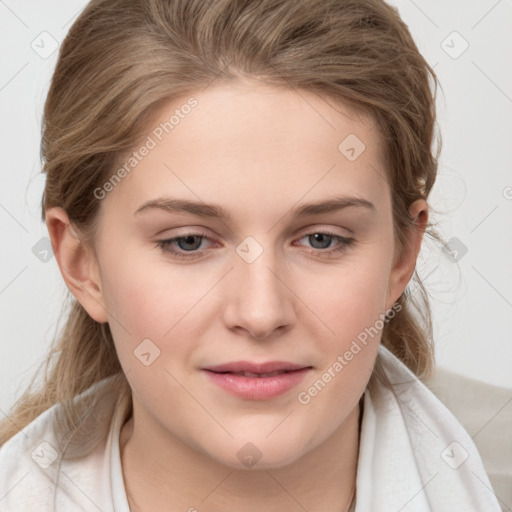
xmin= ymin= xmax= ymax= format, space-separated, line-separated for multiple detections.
xmin=202 ymin=361 xmax=312 ymax=400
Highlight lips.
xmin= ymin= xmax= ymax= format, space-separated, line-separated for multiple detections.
xmin=203 ymin=360 xmax=309 ymax=375
xmin=202 ymin=361 xmax=312 ymax=400
xmin=227 ymin=370 xmax=291 ymax=378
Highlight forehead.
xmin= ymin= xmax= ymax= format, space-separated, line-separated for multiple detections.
xmin=102 ymin=80 xmax=389 ymax=221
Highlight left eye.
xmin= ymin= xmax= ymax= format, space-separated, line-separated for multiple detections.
xmin=298 ymin=232 xmax=349 ymax=250
xmin=293 ymin=231 xmax=355 ymax=257
xmin=156 ymin=231 xmax=355 ymax=260
xmin=156 ymin=233 xmax=213 ymax=260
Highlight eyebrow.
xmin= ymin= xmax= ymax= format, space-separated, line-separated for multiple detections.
xmin=134 ymin=195 xmax=375 ymax=221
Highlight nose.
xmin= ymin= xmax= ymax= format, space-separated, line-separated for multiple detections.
xmin=222 ymin=247 xmax=296 ymax=341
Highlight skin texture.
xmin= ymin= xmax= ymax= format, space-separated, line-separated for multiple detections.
xmin=46 ymin=79 xmax=427 ymax=511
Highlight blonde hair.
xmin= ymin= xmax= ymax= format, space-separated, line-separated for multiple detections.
xmin=1 ymin=0 xmax=442 ymax=446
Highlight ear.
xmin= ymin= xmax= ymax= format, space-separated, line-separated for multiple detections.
xmin=385 ymin=199 xmax=428 ymax=310
xmin=45 ymin=207 xmax=109 ymax=323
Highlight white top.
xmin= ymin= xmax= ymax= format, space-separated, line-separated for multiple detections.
xmin=0 ymin=378 xmax=131 ymax=511
xmin=0 ymin=346 xmax=503 ymax=511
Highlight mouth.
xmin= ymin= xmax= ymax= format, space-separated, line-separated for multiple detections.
xmin=214 ymin=370 xmax=300 ymax=378
xmin=202 ymin=361 xmax=312 ymax=400
xmin=203 ymin=360 xmax=310 ymax=374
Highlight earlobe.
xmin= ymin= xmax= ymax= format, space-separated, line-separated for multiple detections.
xmin=45 ymin=207 xmax=109 ymax=323
xmin=385 ymin=199 xmax=428 ymax=310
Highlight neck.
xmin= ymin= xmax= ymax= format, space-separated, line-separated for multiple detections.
xmin=119 ymin=399 xmax=361 ymax=512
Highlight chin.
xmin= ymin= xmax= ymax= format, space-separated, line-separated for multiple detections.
xmin=203 ymin=436 xmax=309 ymax=471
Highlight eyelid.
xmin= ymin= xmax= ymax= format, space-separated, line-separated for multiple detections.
xmin=155 ymin=230 xmax=216 ymax=260
xmin=155 ymin=227 xmax=355 ymax=261
xmin=296 ymin=224 xmax=353 ymax=239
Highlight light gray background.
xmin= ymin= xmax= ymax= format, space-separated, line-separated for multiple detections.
xmin=1 ymin=0 xmax=511 ymax=415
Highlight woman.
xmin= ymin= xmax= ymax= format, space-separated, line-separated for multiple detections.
xmin=0 ymin=0 xmax=502 ymax=510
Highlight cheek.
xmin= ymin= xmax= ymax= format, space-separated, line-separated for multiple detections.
xmin=294 ymin=266 xmax=388 ymax=441
xmin=313 ymin=257 xmax=392 ymax=341
xmin=98 ymin=250 xmax=209 ymax=382
xmin=101 ymin=260 xmax=205 ymax=415
xmin=100 ymin=248 xmax=207 ymax=333
xmin=301 ymin=252 xmax=392 ymax=403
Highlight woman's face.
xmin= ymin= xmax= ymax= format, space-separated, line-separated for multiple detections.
xmin=76 ymin=79 xmax=422 ymax=468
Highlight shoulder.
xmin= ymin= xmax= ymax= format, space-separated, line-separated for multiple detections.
xmin=424 ymin=367 xmax=512 ymax=509
xmin=0 ymin=375 xmax=127 ymax=512
xmin=0 ymin=403 xmax=58 ymax=511
xmin=362 ymin=346 xmax=504 ymax=510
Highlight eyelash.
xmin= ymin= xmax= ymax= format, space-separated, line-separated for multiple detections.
xmin=156 ymin=230 xmax=355 ymax=261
